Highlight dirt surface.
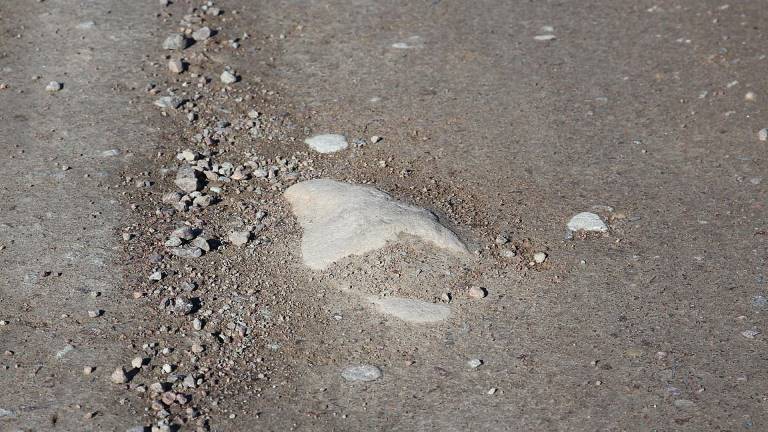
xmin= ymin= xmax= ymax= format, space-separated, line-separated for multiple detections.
xmin=1 ymin=0 xmax=767 ymax=431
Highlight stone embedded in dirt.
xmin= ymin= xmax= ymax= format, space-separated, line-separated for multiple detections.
xmin=170 ymin=246 xmax=203 ymax=259
xmin=341 ymin=365 xmax=382 ymax=382
xmin=220 ymin=70 xmax=238 ymax=84
xmin=370 ymin=297 xmax=450 ymax=323
xmin=45 ymin=81 xmax=62 ymax=92
xmin=534 ymin=34 xmax=556 ymax=41
xmin=171 ymin=226 xmax=196 ymax=240
xmin=162 ymin=34 xmax=190 ymax=50
xmin=533 ymin=252 xmax=547 ymax=264
xmin=759 ymin=128 xmax=768 ymax=141
xmin=149 ymin=271 xmax=163 ymax=281
xmin=468 ymin=286 xmax=487 ymax=299
xmin=175 ymin=166 xmax=201 ymax=193
xmin=741 ymin=328 xmax=760 ymax=339
xmin=76 ymin=21 xmax=96 ymax=30
xmin=191 ymin=237 xmax=210 ymax=251
xmin=567 ymin=212 xmax=608 ymax=233
xmin=165 ymin=237 xmax=183 ymax=247
xmin=467 ymin=359 xmax=483 ymax=368
xmin=284 ymin=179 xmax=467 ymax=269
xmin=110 ymin=367 xmax=129 ymax=384
xmin=154 ymin=96 xmax=182 ymax=109
xmin=168 ymin=59 xmax=184 ymax=74
xmin=87 ymin=309 xmax=103 ymax=318
xmin=228 ymin=230 xmax=251 ymax=246
xmin=303 ymin=134 xmax=348 ymax=153
xmin=192 ymin=26 xmax=212 ymax=41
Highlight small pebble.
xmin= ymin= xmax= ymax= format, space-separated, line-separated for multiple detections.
xmin=220 ymin=70 xmax=238 ymax=84
xmin=110 ymin=367 xmax=128 ymax=384
xmin=533 ymin=252 xmax=547 ymax=264
xmin=758 ymin=128 xmax=768 ymax=142
xmin=741 ymin=328 xmax=760 ymax=339
xmin=341 ymin=365 xmax=382 ymax=382
xmin=467 ymin=359 xmax=483 ymax=369
xmin=168 ymin=59 xmax=184 ymax=74
xmin=468 ymin=286 xmax=487 ymax=299
xmin=45 ymin=81 xmax=62 ymax=92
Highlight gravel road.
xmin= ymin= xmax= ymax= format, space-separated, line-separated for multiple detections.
xmin=1 ymin=1 xmax=766 ymax=431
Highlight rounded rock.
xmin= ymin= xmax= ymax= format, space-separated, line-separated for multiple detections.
xmin=341 ymin=364 xmax=382 ymax=382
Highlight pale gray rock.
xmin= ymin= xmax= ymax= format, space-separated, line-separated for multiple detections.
xmin=370 ymin=297 xmax=450 ymax=323
xmin=45 ymin=81 xmax=62 ymax=92
xmin=154 ymin=96 xmax=182 ymax=109
xmin=304 ymin=134 xmax=348 ymax=153
xmin=174 ymin=166 xmax=201 ymax=193
xmin=220 ymin=70 xmax=238 ymax=84
xmin=170 ymin=246 xmax=203 ymax=259
xmin=168 ymin=59 xmax=184 ymax=74
xmin=341 ymin=365 xmax=382 ymax=382
xmin=162 ymin=34 xmax=190 ymax=50
xmin=285 ymin=179 xmax=467 ymax=269
xmin=228 ymin=230 xmax=251 ymax=246
xmin=171 ymin=226 xmax=195 ymax=240
xmin=191 ymin=26 xmax=211 ymax=41
xmin=567 ymin=212 xmax=608 ymax=232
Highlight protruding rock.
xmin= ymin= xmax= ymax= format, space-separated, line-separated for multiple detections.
xmin=220 ymin=70 xmax=238 ymax=84
xmin=341 ymin=365 xmax=382 ymax=382
xmin=162 ymin=34 xmax=190 ymax=50
xmin=285 ymin=179 xmax=467 ymax=269
xmin=191 ymin=26 xmax=212 ymax=41
xmin=370 ymin=297 xmax=450 ymax=323
xmin=567 ymin=212 xmax=608 ymax=233
xmin=174 ymin=166 xmax=201 ymax=193
xmin=110 ymin=367 xmax=129 ymax=384
xmin=304 ymin=134 xmax=348 ymax=153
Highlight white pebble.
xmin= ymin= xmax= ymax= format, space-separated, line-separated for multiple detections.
xmin=341 ymin=365 xmax=382 ymax=382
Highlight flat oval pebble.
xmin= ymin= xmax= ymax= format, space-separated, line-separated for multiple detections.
xmin=567 ymin=212 xmax=607 ymax=232
xmin=370 ymin=297 xmax=450 ymax=323
xmin=304 ymin=134 xmax=348 ymax=153
xmin=341 ymin=364 xmax=382 ymax=382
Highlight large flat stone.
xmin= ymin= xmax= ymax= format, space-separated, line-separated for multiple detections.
xmin=285 ymin=179 xmax=467 ymax=269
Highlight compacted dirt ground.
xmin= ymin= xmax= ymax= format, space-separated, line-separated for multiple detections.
xmin=1 ymin=0 xmax=766 ymax=431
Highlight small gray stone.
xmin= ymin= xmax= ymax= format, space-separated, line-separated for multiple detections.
xmin=165 ymin=237 xmax=183 ymax=247
xmin=171 ymin=226 xmax=196 ymax=241
xmin=110 ymin=367 xmax=129 ymax=384
xmin=191 ymin=26 xmax=211 ymax=41
xmin=191 ymin=237 xmax=210 ymax=252
xmin=220 ymin=70 xmax=238 ymax=84
xmin=341 ymin=365 xmax=382 ymax=382
xmin=170 ymin=247 xmax=203 ymax=259
xmin=45 ymin=81 xmax=62 ymax=92
xmin=192 ymin=194 xmax=213 ymax=208
xmin=228 ymin=230 xmax=251 ymax=246
xmin=149 ymin=271 xmax=163 ymax=281
xmin=567 ymin=212 xmax=608 ymax=233
xmin=154 ymin=96 xmax=182 ymax=109
xmin=467 ymin=359 xmax=483 ymax=369
xmin=759 ymin=128 xmax=768 ymax=142
xmin=174 ymin=166 xmax=201 ymax=193
xmin=162 ymin=34 xmax=190 ymax=50
xmin=168 ymin=59 xmax=184 ymax=74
